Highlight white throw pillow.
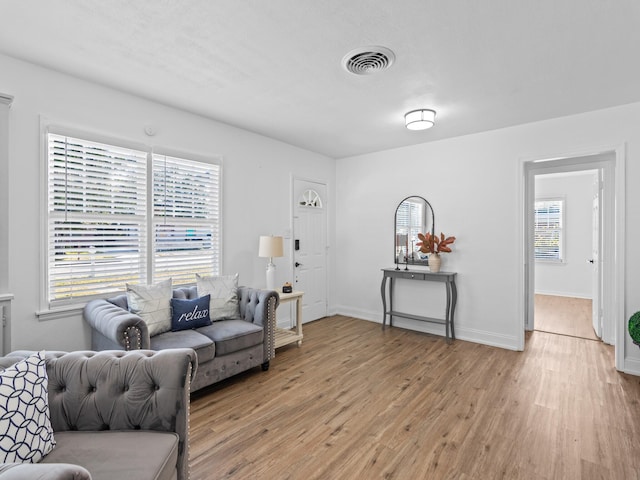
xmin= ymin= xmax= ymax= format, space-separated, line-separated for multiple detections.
xmin=126 ymin=278 xmax=173 ymax=336
xmin=196 ymin=273 xmax=240 ymax=320
xmin=0 ymin=351 xmax=56 ymax=463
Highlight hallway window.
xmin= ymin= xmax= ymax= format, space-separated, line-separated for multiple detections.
xmin=534 ymin=198 xmax=564 ymax=262
xmin=45 ymin=131 xmax=220 ymax=306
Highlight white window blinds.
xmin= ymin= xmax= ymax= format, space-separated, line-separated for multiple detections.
xmin=47 ymin=134 xmax=147 ymax=303
xmin=534 ymin=199 xmax=564 ymax=262
xmin=152 ymin=154 xmax=220 ymax=285
xmin=46 ymin=131 xmax=221 ymax=306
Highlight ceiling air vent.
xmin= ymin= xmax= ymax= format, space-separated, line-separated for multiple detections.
xmin=342 ymin=46 xmax=395 ymax=75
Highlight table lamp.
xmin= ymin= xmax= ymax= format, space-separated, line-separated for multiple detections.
xmin=258 ymin=235 xmax=284 ymax=290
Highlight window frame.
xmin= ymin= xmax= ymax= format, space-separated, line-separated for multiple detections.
xmin=534 ymin=196 xmax=565 ymax=263
xmin=39 ymin=123 xmax=222 ymax=314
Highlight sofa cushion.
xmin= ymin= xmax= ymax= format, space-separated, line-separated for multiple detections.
xmin=172 ymin=286 xmax=198 ymax=300
xmin=0 ymin=351 xmax=56 ymax=464
xmin=126 ymin=278 xmax=173 ymax=336
xmin=197 ymin=320 xmax=264 ymax=356
xmin=42 ymin=431 xmax=178 ymax=480
xmin=107 ymin=294 xmax=129 ymax=310
xmin=196 ymin=273 xmax=240 ymax=320
xmin=151 ymin=329 xmax=216 ymax=364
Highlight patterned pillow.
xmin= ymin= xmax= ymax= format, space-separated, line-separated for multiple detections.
xmin=0 ymin=351 xmax=56 ymax=463
xmin=126 ymin=278 xmax=173 ymax=336
xmin=171 ymin=295 xmax=212 ymax=331
xmin=196 ymin=273 xmax=240 ymax=320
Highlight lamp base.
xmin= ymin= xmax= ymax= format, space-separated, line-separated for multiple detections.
xmin=266 ymin=262 xmax=276 ymax=290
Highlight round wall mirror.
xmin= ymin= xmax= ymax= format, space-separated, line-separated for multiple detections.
xmin=394 ymin=195 xmax=435 ymax=266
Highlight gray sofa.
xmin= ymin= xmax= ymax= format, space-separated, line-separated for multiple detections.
xmin=0 ymin=348 xmax=196 ymax=480
xmin=83 ymin=286 xmax=279 ymax=392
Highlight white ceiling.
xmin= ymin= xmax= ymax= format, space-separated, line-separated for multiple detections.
xmin=1 ymin=1 xmax=639 ymax=158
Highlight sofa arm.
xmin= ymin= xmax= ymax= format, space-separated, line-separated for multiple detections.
xmin=0 ymin=463 xmax=91 ymax=479
xmin=83 ymin=299 xmax=150 ymax=350
xmin=237 ymin=287 xmax=279 ymax=362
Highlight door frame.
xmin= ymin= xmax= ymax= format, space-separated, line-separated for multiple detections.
xmin=591 ymin=175 xmax=602 ymax=338
xmin=517 ymin=144 xmax=625 ymax=370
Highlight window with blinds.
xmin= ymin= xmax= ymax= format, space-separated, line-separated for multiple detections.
xmin=534 ymin=198 xmax=564 ymax=262
xmin=152 ymin=154 xmax=220 ymax=285
xmin=46 ymin=132 xmax=220 ymax=306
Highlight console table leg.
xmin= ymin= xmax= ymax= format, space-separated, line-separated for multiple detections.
xmin=389 ymin=277 xmax=394 ymax=327
xmin=445 ymin=280 xmax=452 ymax=343
xmin=450 ymin=278 xmax=457 ymax=340
xmin=380 ymin=276 xmax=388 ymax=329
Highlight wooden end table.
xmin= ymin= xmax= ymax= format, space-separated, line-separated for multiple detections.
xmin=275 ymin=290 xmax=304 ymax=348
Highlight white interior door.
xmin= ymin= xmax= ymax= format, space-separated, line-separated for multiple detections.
xmin=292 ymin=179 xmax=327 ymax=322
xmin=591 ymin=175 xmax=602 ymax=338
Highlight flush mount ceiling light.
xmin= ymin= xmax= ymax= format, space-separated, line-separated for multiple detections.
xmin=342 ymin=46 xmax=395 ymax=75
xmin=404 ymin=109 xmax=436 ymax=131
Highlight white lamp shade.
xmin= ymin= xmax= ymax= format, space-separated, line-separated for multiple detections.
xmin=258 ymin=235 xmax=284 ymax=258
xmin=405 ymin=109 xmax=436 ymax=131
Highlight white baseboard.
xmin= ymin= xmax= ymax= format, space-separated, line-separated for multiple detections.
xmin=333 ymin=305 xmax=379 ymax=323
xmin=332 ymin=305 xmax=520 ymax=351
xmin=534 ymin=290 xmax=592 ymax=300
xmin=623 ymin=355 xmax=640 ymax=376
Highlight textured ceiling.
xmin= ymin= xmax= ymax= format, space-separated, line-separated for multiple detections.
xmin=1 ymin=1 xmax=639 ymax=158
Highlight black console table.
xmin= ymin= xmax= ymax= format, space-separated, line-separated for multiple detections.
xmin=380 ymin=268 xmax=458 ymax=343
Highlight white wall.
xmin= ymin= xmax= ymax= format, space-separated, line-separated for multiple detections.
xmin=3 ymin=52 xmax=640 ymax=375
xmin=335 ymin=102 xmax=640 ymax=373
xmin=0 ymin=53 xmax=336 ymax=351
xmin=534 ymin=171 xmax=596 ymax=298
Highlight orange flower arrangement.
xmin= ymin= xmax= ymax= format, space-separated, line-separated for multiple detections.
xmin=417 ymin=232 xmax=456 ymax=254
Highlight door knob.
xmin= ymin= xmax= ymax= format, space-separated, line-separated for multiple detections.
xmin=588 ymin=259 xmax=595 ymax=264
xmin=295 ymin=262 xmax=302 ymax=267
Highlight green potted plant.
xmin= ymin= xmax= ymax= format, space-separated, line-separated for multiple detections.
xmin=629 ymin=311 xmax=640 ymax=347
xmin=417 ymin=232 xmax=456 ymax=273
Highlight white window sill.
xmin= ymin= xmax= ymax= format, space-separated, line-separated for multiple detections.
xmin=535 ymin=259 xmax=565 ymax=265
xmin=36 ymin=304 xmax=85 ymax=322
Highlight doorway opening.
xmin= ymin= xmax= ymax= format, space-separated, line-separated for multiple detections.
xmin=533 ymin=170 xmax=600 ymax=341
xmin=534 ymin=294 xmax=598 ymax=340
xmin=520 ymin=147 xmax=625 ymax=370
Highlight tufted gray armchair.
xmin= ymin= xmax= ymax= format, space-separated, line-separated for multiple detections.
xmin=0 ymin=348 xmax=196 ymax=480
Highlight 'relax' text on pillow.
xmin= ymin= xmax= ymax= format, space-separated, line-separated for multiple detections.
xmin=171 ymin=295 xmax=212 ymax=331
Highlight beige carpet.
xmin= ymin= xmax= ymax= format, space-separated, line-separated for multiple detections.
xmin=534 ymin=294 xmax=598 ymax=340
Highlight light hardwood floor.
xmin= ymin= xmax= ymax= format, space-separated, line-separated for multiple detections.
xmin=535 ymin=294 xmax=598 ymax=340
xmin=190 ymin=316 xmax=640 ymax=480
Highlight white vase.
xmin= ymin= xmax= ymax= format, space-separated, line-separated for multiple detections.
xmin=429 ymin=253 xmax=442 ymax=272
